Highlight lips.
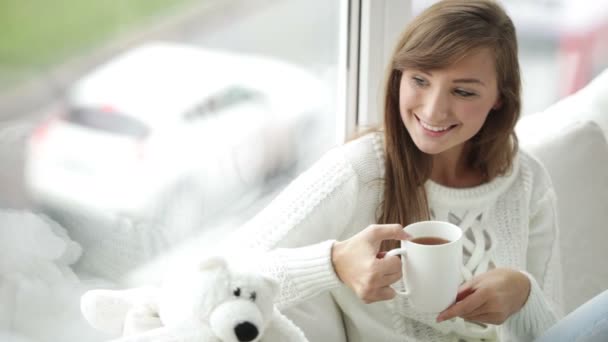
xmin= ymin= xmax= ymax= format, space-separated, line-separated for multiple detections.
xmin=414 ymin=114 xmax=458 ymax=136
xmin=419 ymin=120 xmax=452 ymax=132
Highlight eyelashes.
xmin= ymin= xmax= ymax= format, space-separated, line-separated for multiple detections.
xmin=454 ymin=89 xmax=476 ymax=97
xmin=410 ymin=76 xmax=477 ymax=98
xmin=412 ymin=76 xmax=427 ymax=87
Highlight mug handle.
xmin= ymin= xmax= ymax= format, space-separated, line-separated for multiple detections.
xmin=385 ymin=247 xmax=410 ymax=296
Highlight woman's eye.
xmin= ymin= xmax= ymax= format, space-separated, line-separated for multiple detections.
xmin=233 ymin=287 xmax=241 ymax=297
xmin=454 ymin=89 xmax=475 ymax=97
xmin=412 ymin=76 xmax=427 ymax=87
xmin=249 ymin=292 xmax=257 ymax=301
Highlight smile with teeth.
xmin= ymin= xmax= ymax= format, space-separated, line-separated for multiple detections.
xmin=416 ymin=116 xmax=456 ymax=132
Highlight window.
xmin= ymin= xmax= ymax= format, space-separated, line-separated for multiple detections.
xmin=0 ymin=2 xmax=381 ymax=341
xmin=67 ymin=108 xmax=150 ymax=138
xmin=183 ymin=87 xmax=264 ymax=121
xmin=1 ymin=0 xmax=346 ymax=291
xmin=219 ymin=87 xmax=260 ymax=107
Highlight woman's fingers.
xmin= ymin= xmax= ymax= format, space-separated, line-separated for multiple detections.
xmin=333 ymin=223 xmax=411 ymax=304
xmin=455 ymin=282 xmax=475 ymax=302
xmin=359 ymin=286 xmax=398 ymax=303
xmin=459 ymin=302 xmax=490 ymax=320
xmin=376 ymin=250 xmax=403 ymax=273
xmin=437 ymin=268 xmax=531 ymax=324
xmin=375 ymin=286 xmax=398 ymax=302
xmin=437 ymin=288 xmax=486 ymax=322
xmin=364 ymin=224 xmax=409 ymax=245
xmin=381 ymin=270 xmax=403 ymax=287
xmin=462 ymin=312 xmax=505 ymax=325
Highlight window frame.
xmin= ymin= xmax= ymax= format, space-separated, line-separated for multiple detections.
xmin=339 ymin=0 xmax=412 ymax=141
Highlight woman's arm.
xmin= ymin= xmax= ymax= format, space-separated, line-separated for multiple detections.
xmin=217 ymin=146 xmax=362 ymax=309
xmin=501 ymin=186 xmax=565 ymax=341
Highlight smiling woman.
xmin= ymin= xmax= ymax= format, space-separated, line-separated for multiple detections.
xmin=190 ymin=1 xmax=562 ymax=342
xmin=399 ymin=48 xmax=500 ymax=159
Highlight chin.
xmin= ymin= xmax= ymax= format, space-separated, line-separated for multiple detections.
xmin=410 ymin=136 xmax=448 ymax=155
xmin=414 ymin=144 xmax=446 ymax=155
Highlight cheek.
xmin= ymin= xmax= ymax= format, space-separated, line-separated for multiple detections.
xmin=399 ymin=85 xmax=421 ymax=120
xmin=457 ymin=102 xmax=491 ymax=128
xmin=399 ymin=83 xmax=419 ymax=108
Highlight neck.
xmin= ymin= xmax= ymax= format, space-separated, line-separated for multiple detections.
xmin=430 ymin=143 xmax=484 ymax=188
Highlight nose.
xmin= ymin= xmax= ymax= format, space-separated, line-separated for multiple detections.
xmin=234 ymin=321 xmax=259 ymax=342
xmin=420 ymin=87 xmax=450 ymax=121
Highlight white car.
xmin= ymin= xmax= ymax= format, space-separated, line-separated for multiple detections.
xmin=25 ymin=42 xmax=326 ymax=232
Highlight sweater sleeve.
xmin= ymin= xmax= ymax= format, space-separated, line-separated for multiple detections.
xmin=500 ymin=186 xmax=565 ymax=341
xmin=218 ymin=146 xmax=361 ymax=309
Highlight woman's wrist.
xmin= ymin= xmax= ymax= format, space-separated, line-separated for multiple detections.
xmin=331 ymin=240 xmax=346 ymax=283
xmin=515 ymin=269 xmax=532 ymax=310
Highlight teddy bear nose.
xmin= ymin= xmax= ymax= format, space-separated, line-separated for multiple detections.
xmin=235 ymin=321 xmax=259 ymax=342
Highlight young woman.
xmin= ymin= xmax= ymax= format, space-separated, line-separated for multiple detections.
xmin=225 ymin=1 xmax=561 ymax=341
xmin=114 ymin=0 xmax=607 ymax=341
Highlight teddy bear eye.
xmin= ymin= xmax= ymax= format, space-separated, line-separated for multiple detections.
xmin=249 ymin=292 xmax=257 ymax=301
xmin=233 ymin=287 xmax=241 ymax=297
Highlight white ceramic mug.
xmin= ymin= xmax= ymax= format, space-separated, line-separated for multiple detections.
xmin=386 ymin=220 xmax=463 ymax=313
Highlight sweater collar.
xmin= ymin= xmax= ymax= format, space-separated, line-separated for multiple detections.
xmin=424 ymin=154 xmax=520 ymax=208
xmin=374 ymin=132 xmax=520 ymax=208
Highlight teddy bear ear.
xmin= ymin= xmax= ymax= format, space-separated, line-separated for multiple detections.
xmin=199 ymin=256 xmax=228 ymax=272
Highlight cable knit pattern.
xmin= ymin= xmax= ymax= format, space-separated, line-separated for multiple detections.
xmin=224 ymin=132 xmax=564 ymax=342
xmin=221 ymin=147 xmax=358 ymax=309
xmin=234 ymin=148 xmax=354 ymax=250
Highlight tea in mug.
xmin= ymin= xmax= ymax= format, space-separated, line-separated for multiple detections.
xmin=410 ymin=236 xmax=450 ymax=245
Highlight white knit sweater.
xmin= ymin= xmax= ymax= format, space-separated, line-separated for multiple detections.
xmin=225 ymin=132 xmax=564 ymax=342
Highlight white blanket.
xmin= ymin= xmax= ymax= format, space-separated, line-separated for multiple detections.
xmin=0 ymin=209 xmax=114 ymax=342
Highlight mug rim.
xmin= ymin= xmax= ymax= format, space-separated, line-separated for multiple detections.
xmin=404 ymin=220 xmax=462 ymax=247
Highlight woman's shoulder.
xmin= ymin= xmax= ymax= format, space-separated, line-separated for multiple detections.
xmin=336 ymin=131 xmax=385 ymax=182
xmin=516 ymin=148 xmax=555 ymax=198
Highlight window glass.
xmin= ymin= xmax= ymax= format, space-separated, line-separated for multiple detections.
xmin=0 ymin=1 xmax=343 ymax=340
xmin=67 ymin=108 xmax=150 ymax=138
xmin=205 ymin=87 xmax=263 ymax=115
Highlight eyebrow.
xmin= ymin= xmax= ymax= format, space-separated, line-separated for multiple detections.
xmin=418 ymin=70 xmax=486 ymax=87
xmin=453 ymin=78 xmax=486 ymax=87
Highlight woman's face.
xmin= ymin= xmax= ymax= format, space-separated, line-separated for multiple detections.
xmin=399 ymin=48 xmax=501 ymax=157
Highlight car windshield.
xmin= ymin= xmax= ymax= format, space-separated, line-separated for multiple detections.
xmin=66 ymin=107 xmax=150 ymax=138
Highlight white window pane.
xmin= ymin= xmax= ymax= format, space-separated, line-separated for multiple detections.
xmin=0 ymin=2 xmax=344 ymax=340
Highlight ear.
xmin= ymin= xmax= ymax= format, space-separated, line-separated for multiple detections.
xmin=199 ymin=256 xmax=228 ymax=272
xmin=492 ymin=98 xmax=503 ymax=110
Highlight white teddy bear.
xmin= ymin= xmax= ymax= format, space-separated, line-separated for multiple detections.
xmin=80 ymin=256 xmax=308 ymax=342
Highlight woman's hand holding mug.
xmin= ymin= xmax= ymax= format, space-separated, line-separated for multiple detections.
xmin=333 ymin=221 xmax=531 ymax=328
xmin=332 ymin=224 xmax=410 ymax=303
xmin=436 ymin=267 xmax=531 ymax=324
xmin=384 ymin=221 xmax=464 ymax=313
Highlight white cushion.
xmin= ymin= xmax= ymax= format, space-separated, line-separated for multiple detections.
xmin=283 ymin=293 xmax=347 ymax=342
xmin=517 ymin=67 xmax=608 ymax=145
xmin=578 ymin=68 xmax=608 ymax=133
xmin=522 ymin=120 xmax=608 ymax=313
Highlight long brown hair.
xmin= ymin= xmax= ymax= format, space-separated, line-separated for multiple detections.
xmin=378 ymin=0 xmax=521 ymax=251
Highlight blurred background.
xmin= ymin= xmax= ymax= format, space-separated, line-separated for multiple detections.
xmin=0 ymin=0 xmax=606 ymax=341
